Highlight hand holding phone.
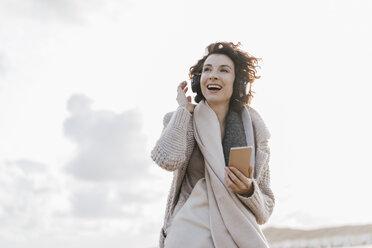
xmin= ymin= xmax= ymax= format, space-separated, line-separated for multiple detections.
xmin=228 ymin=146 xmax=254 ymax=178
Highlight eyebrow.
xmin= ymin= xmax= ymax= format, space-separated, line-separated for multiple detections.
xmin=203 ymin=64 xmax=232 ymax=69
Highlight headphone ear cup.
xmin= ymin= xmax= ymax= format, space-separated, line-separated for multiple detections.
xmin=238 ymin=80 xmax=247 ymax=98
xmin=191 ymin=75 xmax=201 ymax=93
xmin=239 ymin=80 xmax=250 ymax=103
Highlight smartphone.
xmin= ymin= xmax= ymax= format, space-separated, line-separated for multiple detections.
xmin=228 ymin=146 xmax=253 ymax=178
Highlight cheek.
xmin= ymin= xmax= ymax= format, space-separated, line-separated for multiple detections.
xmin=226 ymin=85 xmax=234 ymax=97
xmin=200 ymin=74 xmax=207 ymax=86
xmin=199 ymin=75 xmax=209 ymax=93
xmin=224 ymin=78 xmax=235 ymax=94
xmin=199 ymin=76 xmax=207 ymax=95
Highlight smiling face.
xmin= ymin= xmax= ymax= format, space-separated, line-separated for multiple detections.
xmin=200 ymin=54 xmax=235 ymax=107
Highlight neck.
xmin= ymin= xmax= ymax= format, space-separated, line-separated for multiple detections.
xmin=207 ymin=100 xmax=230 ymax=139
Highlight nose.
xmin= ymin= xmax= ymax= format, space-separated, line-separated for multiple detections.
xmin=209 ymin=70 xmax=219 ymax=80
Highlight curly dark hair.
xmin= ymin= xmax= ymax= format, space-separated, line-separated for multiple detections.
xmin=189 ymin=41 xmax=261 ymax=112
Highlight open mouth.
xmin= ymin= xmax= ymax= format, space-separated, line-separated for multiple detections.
xmin=207 ymin=84 xmax=222 ymax=91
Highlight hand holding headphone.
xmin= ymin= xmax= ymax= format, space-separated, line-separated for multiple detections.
xmin=176 ymin=81 xmax=196 ymax=113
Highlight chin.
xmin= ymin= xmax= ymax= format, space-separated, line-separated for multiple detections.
xmin=205 ymin=96 xmax=230 ymax=106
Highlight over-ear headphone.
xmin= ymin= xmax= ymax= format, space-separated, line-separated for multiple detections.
xmin=239 ymin=80 xmax=249 ymax=98
xmin=191 ymin=75 xmax=201 ymax=93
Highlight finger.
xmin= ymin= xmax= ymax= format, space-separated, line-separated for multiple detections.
xmin=226 ymin=167 xmax=245 ymax=188
xmin=177 ymin=82 xmax=187 ymax=94
xmin=248 ymin=166 xmax=253 ymax=179
xmin=184 ymin=86 xmax=188 ymax=93
xmin=187 ymin=96 xmax=191 ymax=102
xmin=230 ymin=167 xmax=251 ymax=185
xmin=224 ymin=172 xmax=229 ymax=185
xmin=229 ymin=167 xmax=245 ymax=181
xmin=177 ymin=85 xmax=184 ymax=96
xmin=225 ymin=171 xmax=239 ymax=191
xmin=178 ymin=81 xmax=187 ymax=90
xmin=176 ymin=85 xmax=187 ymax=106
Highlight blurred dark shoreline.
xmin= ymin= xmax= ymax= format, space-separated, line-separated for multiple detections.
xmin=263 ymin=223 xmax=372 ymax=248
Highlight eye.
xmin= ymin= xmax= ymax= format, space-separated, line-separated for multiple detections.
xmin=203 ymin=67 xmax=210 ymax=72
xmin=221 ymin=69 xmax=228 ymax=72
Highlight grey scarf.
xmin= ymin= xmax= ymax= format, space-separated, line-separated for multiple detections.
xmin=222 ymin=109 xmax=248 ymax=166
xmin=222 ymin=107 xmax=256 ymax=171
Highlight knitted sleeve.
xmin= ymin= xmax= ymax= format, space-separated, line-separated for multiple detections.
xmin=237 ymin=140 xmax=275 ymax=225
xmin=151 ymin=106 xmax=195 ymax=171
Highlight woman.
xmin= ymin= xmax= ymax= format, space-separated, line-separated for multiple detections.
xmin=151 ymin=42 xmax=274 ymax=248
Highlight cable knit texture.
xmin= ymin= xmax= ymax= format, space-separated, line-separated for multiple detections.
xmin=150 ymin=105 xmax=275 ymax=248
xmin=151 ymin=106 xmax=195 ymax=171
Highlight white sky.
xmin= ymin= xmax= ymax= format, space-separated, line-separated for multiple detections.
xmin=0 ymin=0 xmax=371 ymax=247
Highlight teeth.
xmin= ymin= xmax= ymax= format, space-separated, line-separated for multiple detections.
xmin=207 ymin=84 xmax=222 ymax=90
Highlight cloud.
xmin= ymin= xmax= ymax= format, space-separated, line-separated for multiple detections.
xmin=0 ymin=158 xmax=158 ymax=247
xmin=6 ymin=159 xmax=46 ymax=174
xmin=64 ymin=181 xmax=159 ymax=221
xmin=63 ymin=94 xmax=151 ymax=182
xmin=0 ymin=159 xmax=64 ymax=232
xmin=0 ymin=53 xmax=6 ymax=78
xmin=62 ymin=94 xmax=165 ymax=223
xmin=70 ymin=186 xmax=135 ymax=219
xmin=0 ymin=0 xmax=133 ymax=23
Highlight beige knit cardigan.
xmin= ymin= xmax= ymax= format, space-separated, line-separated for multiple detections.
xmin=151 ymin=105 xmax=275 ymax=247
